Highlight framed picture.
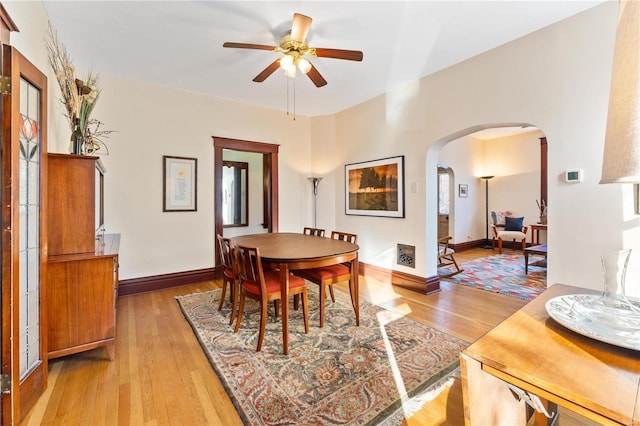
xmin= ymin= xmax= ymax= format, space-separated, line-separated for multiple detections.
xmin=459 ymin=184 xmax=468 ymax=198
xmin=345 ymin=155 xmax=405 ymax=217
xmin=163 ymin=155 xmax=197 ymax=212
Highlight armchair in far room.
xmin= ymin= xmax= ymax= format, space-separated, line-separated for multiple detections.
xmin=490 ymin=212 xmax=528 ymax=254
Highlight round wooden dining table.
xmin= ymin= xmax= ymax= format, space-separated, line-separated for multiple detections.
xmin=231 ymin=232 xmax=360 ymax=355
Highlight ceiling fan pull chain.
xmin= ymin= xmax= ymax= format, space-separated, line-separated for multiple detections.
xmin=293 ymin=77 xmax=296 ymax=121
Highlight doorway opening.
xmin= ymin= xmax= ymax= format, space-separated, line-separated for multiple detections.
xmin=213 ymin=137 xmax=279 ymax=265
xmin=430 ymin=123 xmax=548 ymax=292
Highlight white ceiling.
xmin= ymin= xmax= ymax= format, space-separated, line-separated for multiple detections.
xmin=42 ymin=1 xmax=609 ymax=118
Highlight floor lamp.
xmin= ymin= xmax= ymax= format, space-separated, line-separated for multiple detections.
xmin=308 ymin=177 xmax=322 ymax=227
xmin=480 ymin=176 xmax=494 ymax=249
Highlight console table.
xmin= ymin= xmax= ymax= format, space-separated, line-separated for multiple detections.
xmin=461 ymin=284 xmax=640 ymax=425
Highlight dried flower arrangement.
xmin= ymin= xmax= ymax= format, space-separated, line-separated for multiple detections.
xmin=536 ymin=199 xmax=548 ymax=224
xmin=45 ymin=22 xmax=115 ymax=154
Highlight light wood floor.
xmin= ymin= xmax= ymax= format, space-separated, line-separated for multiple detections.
xmin=21 ymin=249 xmax=592 ymax=425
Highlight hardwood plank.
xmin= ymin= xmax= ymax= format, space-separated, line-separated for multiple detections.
xmin=20 ymin=250 xmax=594 ymax=425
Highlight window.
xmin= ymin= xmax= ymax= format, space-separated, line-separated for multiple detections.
xmin=438 ymin=170 xmax=449 ymax=215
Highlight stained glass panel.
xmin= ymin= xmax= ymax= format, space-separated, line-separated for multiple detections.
xmin=19 ymin=77 xmax=41 ymax=379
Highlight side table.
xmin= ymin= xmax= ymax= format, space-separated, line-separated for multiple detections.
xmin=530 ymin=223 xmax=547 ymax=245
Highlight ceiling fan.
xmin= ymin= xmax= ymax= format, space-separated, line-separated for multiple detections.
xmin=223 ymin=13 xmax=363 ymax=88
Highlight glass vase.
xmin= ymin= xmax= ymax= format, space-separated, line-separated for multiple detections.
xmin=600 ymin=249 xmax=640 ymax=313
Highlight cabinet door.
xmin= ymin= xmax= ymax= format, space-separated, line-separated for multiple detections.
xmin=47 ymin=258 xmax=115 ymax=356
xmin=76 ymin=258 xmax=115 ymax=344
xmin=47 ymin=155 xmax=96 ymax=255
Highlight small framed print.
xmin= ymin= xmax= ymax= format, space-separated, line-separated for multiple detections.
xmin=163 ymin=155 xmax=197 ymax=212
xmin=458 ymin=184 xmax=468 ymax=198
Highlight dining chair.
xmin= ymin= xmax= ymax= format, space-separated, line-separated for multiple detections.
xmin=217 ymin=234 xmax=238 ymax=325
xmin=296 ymin=231 xmax=357 ymax=327
xmin=233 ymin=244 xmax=309 ymax=352
xmin=303 ymin=227 xmax=325 ymax=237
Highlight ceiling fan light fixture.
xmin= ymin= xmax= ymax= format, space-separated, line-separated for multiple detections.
xmin=224 ymin=12 xmax=362 ymax=88
xmin=297 ymin=57 xmax=312 ymax=74
xmin=280 ymin=54 xmax=295 ymax=72
xmin=284 ymin=67 xmax=297 ymax=78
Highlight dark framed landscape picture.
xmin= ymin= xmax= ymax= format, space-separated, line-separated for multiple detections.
xmin=345 ymin=155 xmax=405 ymax=218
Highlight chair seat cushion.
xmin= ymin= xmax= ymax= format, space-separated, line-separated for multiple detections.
xmin=242 ymin=270 xmax=305 ymax=295
xmin=497 ymin=230 xmax=526 ymax=240
xmin=223 ymin=267 xmax=234 ymax=280
xmin=298 ymin=264 xmax=350 ymax=282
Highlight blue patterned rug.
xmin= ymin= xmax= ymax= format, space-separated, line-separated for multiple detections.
xmin=441 ymin=253 xmax=546 ymax=301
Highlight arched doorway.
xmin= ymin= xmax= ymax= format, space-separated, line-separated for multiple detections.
xmin=427 ymin=123 xmax=547 ymax=278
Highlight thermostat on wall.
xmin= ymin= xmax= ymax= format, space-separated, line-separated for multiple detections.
xmin=565 ymin=169 xmax=583 ymax=183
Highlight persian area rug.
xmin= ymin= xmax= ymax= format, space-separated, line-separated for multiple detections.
xmin=442 ymin=253 xmax=546 ymax=301
xmin=176 ymin=286 xmax=467 ymax=425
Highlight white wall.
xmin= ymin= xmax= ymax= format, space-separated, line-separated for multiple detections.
xmin=93 ymin=74 xmax=312 ymax=279
xmin=308 ymin=115 xmax=338 ymax=232
xmin=4 ymin=1 xmax=70 ymax=147
xmin=330 ymin=2 xmax=630 ymax=294
xmin=438 ymin=136 xmax=483 ymax=244
xmin=484 ymin=130 xmax=544 ymax=236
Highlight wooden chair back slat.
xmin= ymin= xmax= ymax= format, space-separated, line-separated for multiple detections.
xmin=303 ymin=227 xmax=325 ymax=237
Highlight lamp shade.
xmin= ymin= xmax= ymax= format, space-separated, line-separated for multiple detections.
xmin=601 ymin=0 xmax=640 ymax=184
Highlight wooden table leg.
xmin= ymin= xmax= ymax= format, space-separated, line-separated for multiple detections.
xmin=279 ymin=264 xmax=289 ymax=355
xmin=350 ymin=256 xmax=360 ymax=326
xmin=525 ymin=251 xmax=529 ymax=274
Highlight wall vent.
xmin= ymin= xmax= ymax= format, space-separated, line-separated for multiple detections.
xmin=397 ymin=244 xmax=415 ymax=268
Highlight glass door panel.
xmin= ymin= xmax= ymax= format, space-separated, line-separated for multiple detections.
xmin=18 ymin=77 xmax=40 ymax=379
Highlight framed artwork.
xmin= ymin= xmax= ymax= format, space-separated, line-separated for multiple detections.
xmin=345 ymin=155 xmax=405 ymax=218
xmin=163 ymin=155 xmax=197 ymax=212
xmin=459 ymin=184 xmax=468 ymax=198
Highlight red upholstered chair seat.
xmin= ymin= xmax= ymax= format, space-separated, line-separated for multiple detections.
xmin=223 ymin=267 xmax=234 ymax=280
xmin=295 ymin=230 xmax=357 ymax=328
xmin=298 ymin=264 xmax=349 ymax=282
xmin=242 ymin=270 xmax=306 ymax=296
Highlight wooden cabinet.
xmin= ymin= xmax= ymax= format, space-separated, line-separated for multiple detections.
xmin=47 ymin=235 xmax=119 ymax=359
xmin=46 ymin=154 xmax=119 ymax=360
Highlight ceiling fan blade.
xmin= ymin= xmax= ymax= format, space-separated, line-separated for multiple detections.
xmin=314 ymin=48 xmax=363 ymax=62
xmin=306 ymin=63 xmax=327 ymax=88
xmin=290 ymin=13 xmax=312 ymax=43
xmin=253 ymin=60 xmax=281 ymax=83
xmin=223 ymin=42 xmax=276 ymax=51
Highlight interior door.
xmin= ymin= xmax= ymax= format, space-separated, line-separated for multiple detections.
xmin=1 ymin=45 xmax=48 ymax=424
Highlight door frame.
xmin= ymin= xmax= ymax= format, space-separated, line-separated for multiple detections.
xmin=213 ymin=137 xmax=279 ymax=265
